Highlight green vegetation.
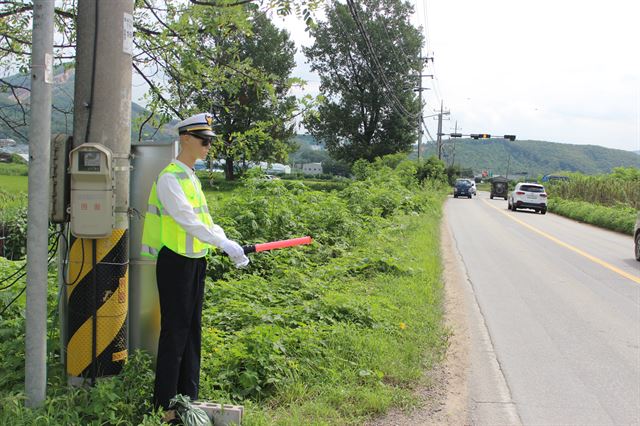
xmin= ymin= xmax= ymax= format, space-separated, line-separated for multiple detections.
xmin=0 ymin=162 xmax=27 ymax=176
xmin=546 ymin=167 xmax=639 ymax=234
xmin=0 ymin=158 xmax=448 ymax=425
xmin=423 ymin=138 xmax=639 ymax=176
xmin=0 ymin=175 xmax=27 ymax=192
xmin=547 ymin=199 xmax=636 ymax=235
xmin=546 ymin=167 xmax=640 ymax=210
xmin=304 ymin=0 xmax=423 ymax=164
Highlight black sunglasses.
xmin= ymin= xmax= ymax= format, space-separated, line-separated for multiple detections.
xmin=188 ymin=133 xmax=213 ymax=146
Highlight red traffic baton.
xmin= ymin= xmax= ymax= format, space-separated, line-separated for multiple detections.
xmin=242 ymin=236 xmax=313 ymax=254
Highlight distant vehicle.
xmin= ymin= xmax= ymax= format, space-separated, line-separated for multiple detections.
xmin=541 ymin=174 xmax=570 ymax=183
xmin=456 ymin=178 xmax=477 ymax=196
xmin=490 ymin=177 xmax=509 ymax=200
xmin=508 ymin=182 xmax=547 ymax=214
xmin=194 ymin=159 xmax=207 ymax=171
xmin=634 ymin=213 xmax=640 ymax=261
xmin=453 ymin=180 xmax=473 ymax=198
xmin=263 ymin=174 xmax=280 ymax=181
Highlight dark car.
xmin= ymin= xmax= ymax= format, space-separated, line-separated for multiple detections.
xmin=490 ymin=177 xmax=509 ymax=200
xmin=453 ymin=180 xmax=472 ymax=198
xmin=634 ymin=212 xmax=640 ymax=261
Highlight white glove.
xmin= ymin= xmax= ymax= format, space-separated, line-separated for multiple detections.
xmin=219 ymin=239 xmax=250 ymax=268
xmin=231 ymin=254 xmax=250 ymax=268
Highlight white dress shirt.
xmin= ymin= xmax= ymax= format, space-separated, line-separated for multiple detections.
xmin=156 ymin=159 xmax=227 ymax=249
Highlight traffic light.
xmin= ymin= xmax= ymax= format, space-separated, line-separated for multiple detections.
xmin=470 ymin=134 xmax=491 ymax=139
xmin=504 ymin=135 xmax=516 ymax=141
xmin=450 ymin=133 xmax=462 ymax=138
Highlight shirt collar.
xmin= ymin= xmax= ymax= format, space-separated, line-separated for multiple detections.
xmin=172 ymin=159 xmax=195 ymax=176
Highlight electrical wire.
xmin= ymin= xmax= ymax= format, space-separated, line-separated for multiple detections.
xmin=84 ymin=0 xmax=100 ymax=144
xmin=0 ymin=286 xmax=25 ymax=316
xmin=0 ymin=231 xmax=62 ymax=316
xmin=0 ymin=230 xmax=62 ymax=291
xmin=345 ymin=0 xmax=420 ymax=120
xmin=332 ymin=7 xmax=410 ymax=121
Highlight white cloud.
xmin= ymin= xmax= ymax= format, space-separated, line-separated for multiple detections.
xmin=427 ymin=0 xmax=640 ymax=152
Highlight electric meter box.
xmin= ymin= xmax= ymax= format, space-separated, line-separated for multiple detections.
xmin=69 ymin=143 xmax=115 ymax=238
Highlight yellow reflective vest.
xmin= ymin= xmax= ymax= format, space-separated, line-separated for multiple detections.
xmin=141 ymin=162 xmax=213 ymax=259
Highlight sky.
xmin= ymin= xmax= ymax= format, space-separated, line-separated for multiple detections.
xmin=270 ymin=0 xmax=640 ymax=153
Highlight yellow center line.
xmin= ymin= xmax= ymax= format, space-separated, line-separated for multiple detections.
xmin=481 ymin=198 xmax=640 ymax=284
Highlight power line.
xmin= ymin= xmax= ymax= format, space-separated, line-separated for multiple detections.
xmin=345 ymin=0 xmax=419 ymax=120
xmin=332 ymin=5 xmax=415 ymax=121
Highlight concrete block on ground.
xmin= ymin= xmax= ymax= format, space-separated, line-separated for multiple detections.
xmin=193 ymin=401 xmax=243 ymax=425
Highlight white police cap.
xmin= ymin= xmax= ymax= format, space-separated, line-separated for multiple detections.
xmin=175 ymin=113 xmax=215 ymax=137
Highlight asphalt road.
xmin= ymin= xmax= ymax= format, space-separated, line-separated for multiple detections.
xmin=445 ymin=191 xmax=640 ymax=425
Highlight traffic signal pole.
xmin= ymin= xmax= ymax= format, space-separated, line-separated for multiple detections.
xmin=68 ymin=0 xmax=133 ymax=384
xmin=25 ymin=0 xmax=54 ymax=407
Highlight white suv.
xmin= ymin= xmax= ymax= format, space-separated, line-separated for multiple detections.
xmin=508 ymin=183 xmax=547 ymax=214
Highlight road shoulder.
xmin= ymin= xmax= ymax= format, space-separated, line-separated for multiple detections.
xmin=367 ymin=215 xmax=471 ymax=425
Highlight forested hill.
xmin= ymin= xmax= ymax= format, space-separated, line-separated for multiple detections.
xmin=423 ymin=138 xmax=639 ymax=176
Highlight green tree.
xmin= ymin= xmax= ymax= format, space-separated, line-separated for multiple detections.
xmin=303 ymin=0 xmax=423 ymax=165
xmin=0 ymin=0 xmax=318 ymax=146
xmin=198 ymin=10 xmax=300 ymax=180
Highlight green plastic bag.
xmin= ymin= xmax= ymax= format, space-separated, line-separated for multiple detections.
xmin=169 ymin=394 xmax=212 ymax=426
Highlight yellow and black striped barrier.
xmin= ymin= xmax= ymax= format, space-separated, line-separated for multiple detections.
xmin=66 ymin=229 xmax=128 ymax=380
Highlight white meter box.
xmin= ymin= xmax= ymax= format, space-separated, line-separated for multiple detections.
xmin=69 ymin=144 xmax=115 ymax=238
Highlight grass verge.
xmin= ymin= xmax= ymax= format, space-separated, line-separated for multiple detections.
xmin=548 ymin=198 xmax=636 ymax=235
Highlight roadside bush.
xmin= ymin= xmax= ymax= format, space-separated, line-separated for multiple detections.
xmin=416 ymin=156 xmax=446 ymax=184
xmin=0 ymin=205 xmax=28 ymax=260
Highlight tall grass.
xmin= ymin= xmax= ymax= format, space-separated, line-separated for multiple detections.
xmin=546 ymin=168 xmax=640 ymax=209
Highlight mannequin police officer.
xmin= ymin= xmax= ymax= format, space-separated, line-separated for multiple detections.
xmin=141 ymin=113 xmax=249 ymax=418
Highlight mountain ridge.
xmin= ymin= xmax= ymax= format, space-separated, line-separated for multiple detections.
xmin=421 ymin=138 xmax=638 ymax=176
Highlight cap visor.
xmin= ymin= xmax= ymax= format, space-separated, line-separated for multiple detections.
xmin=191 ymin=130 xmax=215 ymax=137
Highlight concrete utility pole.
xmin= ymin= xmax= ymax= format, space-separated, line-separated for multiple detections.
xmin=68 ymin=0 xmax=133 ymax=383
xmin=416 ymin=56 xmax=433 ymax=161
xmin=25 ymin=0 xmax=54 ymax=408
xmin=436 ymin=101 xmax=450 ymax=160
xmin=417 ymin=78 xmax=423 ymax=161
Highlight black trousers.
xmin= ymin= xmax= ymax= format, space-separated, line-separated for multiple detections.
xmin=153 ymin=246 xmax=207 ymax=411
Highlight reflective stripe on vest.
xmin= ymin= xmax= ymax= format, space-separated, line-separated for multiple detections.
xmin=140 ymin=162 xmax=213 ymax=258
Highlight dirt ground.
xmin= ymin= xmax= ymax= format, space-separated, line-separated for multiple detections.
xmin=367 ymin=218 xmax=471 ymax=426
